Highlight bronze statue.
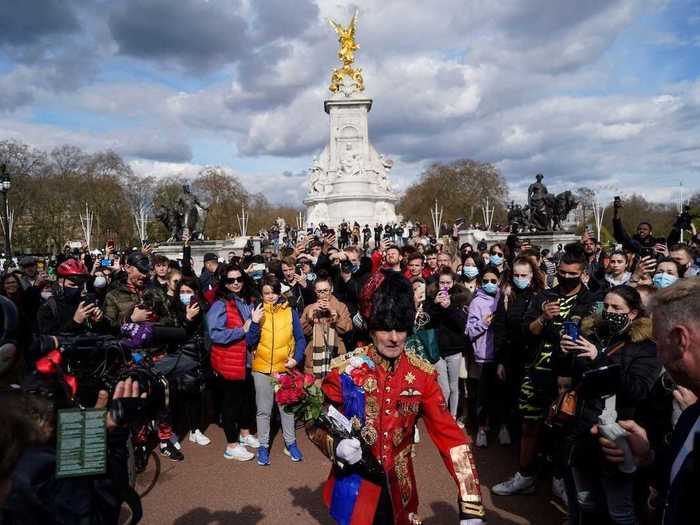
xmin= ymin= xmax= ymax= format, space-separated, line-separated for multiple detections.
xmin=156 ymin=184 xmax=209 ymax=241
xmin=527 ymin=173 xmax=551 ymax=231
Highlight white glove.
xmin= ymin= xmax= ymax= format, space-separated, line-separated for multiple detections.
xmin=336 ymin=438 xmax=362 ymax=465
xmin=460 ymin=520 xmax=484 ymax=525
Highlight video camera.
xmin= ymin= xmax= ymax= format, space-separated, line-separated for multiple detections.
xmin=30 ymin=327 xmax=187 ymax=425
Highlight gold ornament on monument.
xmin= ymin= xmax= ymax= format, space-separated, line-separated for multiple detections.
xmin=328 ymin=9 xmax=365 ymax=93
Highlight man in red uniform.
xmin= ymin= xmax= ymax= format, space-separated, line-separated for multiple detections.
xmin=307 ymin=272 xmax=486 ymax=525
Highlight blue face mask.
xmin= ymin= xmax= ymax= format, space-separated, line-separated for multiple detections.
xmin=179 ymin=293 xmax=193 ymax=306
xmin=653 ymin=273 xmax=678 ymax=289
xmin=490 ymin=254 xmax=504 ymax=266
xmin=513 ymin=277 xmax=531 ymax=290
xmin=482 ymin=282 xmax=499 ymax=295
xmin=462 ymin=266 xmax=479 ymax=279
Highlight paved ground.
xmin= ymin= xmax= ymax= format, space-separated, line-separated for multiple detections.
xmin=124 ymin=422 xmax=565 ymax=525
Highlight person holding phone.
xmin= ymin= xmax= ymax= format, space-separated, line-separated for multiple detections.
xmin=467 ymin=268 xmax=505 ymax=448
xmin=429 ymin=268 xmax=470 ymax=419
xmin=37 ymin=259 xmax=108 ymax=337
xmin=559 ymin=285 xmax=659 ymax=524
xmin=207 ymin=264 xmax=262 ymax=461
xmin=494 ymin=243 xmax=596 ymax=497
xmin=247 ymin=273 xmax=306 ymax=466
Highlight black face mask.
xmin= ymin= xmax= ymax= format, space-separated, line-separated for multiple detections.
xmin=557 ymin=274 xmax=581 ymax=293
xmin=602 ymin=310 xmax=630 ymax=335
xmin=62 ymin=286 xmax=82 ymax=304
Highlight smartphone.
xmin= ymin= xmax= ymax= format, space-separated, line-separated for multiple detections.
xmin=640 ymin=247 xmax=655 ymax=258
xmin=100 ymin=258 xmax=113 ymax=267
xmin=563 ymin=320 xmax=579 ymax=342
xmin=189 ymin=296 xmax=199 ymax=307
xmin=83 ymin=292 xmax=98 ymax=307
xmin=581 ymin=364 xmax=620 ymax=398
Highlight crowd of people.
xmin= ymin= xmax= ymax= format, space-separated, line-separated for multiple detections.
xmin=0 ymin=196 xmax=699 ymax=524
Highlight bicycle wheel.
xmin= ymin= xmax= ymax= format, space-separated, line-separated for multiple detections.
xmin=134 ymin=449 xmax=160 ymax=498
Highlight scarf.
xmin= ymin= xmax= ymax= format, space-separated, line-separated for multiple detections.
xmin=311 ymin=320 xmax=338 ymax=379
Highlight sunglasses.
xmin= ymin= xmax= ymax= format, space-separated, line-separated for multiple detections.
xmin=482 ymin=278 xmax=499 ymax=284
xmin=225 ymin=277 xmax=244 ymax=284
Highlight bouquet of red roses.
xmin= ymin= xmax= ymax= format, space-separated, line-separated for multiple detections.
xmin=272 ymin=370 xmax=325 ymax=422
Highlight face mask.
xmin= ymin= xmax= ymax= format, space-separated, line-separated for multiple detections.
xmin=306 ymin=272 xmax=317 ymax=282
xmin=602 ymin=310 xmax=631 ymax=335
xmin=179 ymin=293 xmax=194 ymax=306
xmin=62 ymin=286 xmax=82 ymax=304
xmin=653 ymin=273 xmax=678 ymax=289
xmin=482 ymin=282 xmax=499 ymax=295
xmin=93 ymin=276 xmax=107 ymax=289
xmin=351 ymin=262 xmax=360 ymax=274
xmin=40 ymin=291 xmax=53 ymax=301
xmin=513 ymin=277 xmax=531 ymax=290
xmin=462 ymin=266 xmax=479 ymax=280
xmin=557 ymin=274 xmax=581 ymax=293
xmin=490 ymin=254 xmax=504 ymax=266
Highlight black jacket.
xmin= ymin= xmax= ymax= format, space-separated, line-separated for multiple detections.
xmin=1 ymin=430 xmax=132 ymax=525
xmin=572 ymin=316 xmax=660 ymax=436
xmin=37 ymin=296 xmax=109 ymax=337
xmin=496 ymin=286 xmax=537 ymax=366
xmin=657 ymin=401 xmax=699 ymax=525
xmin=426 ymin=285 xmax=471 ymax=357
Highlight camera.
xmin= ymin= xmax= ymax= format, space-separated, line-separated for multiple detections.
xmin=314 ymin=308 xmax=332 ymax=320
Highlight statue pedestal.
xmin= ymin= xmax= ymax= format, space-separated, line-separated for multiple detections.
xmin=154 ymin=237 xmax=263 ymax=274
xmin=457 ymin=229 xmax=579 ymax=253
xmin=304 ymin=93 xmax=397 ymax=227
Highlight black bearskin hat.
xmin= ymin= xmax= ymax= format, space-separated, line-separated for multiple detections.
xmin=367 ymin=271 xmax=415 ymax=334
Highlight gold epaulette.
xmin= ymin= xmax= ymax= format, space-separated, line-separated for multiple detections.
xmin=330 ymin=346 xmax=368 ymax=372
xmin=406 ymin=351 xmax=435 ymax=374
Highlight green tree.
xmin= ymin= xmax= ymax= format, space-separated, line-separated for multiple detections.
xmin=397 ymin=160 xmax=508 ymax=226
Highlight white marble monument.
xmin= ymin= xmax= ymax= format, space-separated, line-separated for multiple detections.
xmin=304 ymin=10 xmax=397 ymax=228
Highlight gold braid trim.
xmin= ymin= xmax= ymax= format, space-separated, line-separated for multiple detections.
xmin=449 ymin=444 xmax=483 ymax=506
xmin=330 ymin=347 xmax=368 ymax=372
xmin=406 ymin=351 xmax=435 ymax=374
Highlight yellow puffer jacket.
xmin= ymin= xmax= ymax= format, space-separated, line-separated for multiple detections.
xmin=252 ymin=302 xmax=295 ymax=374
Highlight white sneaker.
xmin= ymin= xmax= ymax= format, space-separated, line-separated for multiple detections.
xmin=492 ymin=472 xmax=536 ymax=496
xmin=497 ymin=425 xmax=512 ymax=446
xmin=551 ymin=477 xmax=568 ymax=506
xmin=475 ymin=429 xmax=488 ymax=448
xmin=224 ymin=445 xmax=255 ymax=461
xmin=239 ymin=434 xmax=260 ymax=449
xmin=188 ymin=429 xmax=211 ymax=446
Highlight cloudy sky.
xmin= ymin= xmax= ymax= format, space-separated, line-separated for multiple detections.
xmin=1 ymin=0 xmax=699 ymax=206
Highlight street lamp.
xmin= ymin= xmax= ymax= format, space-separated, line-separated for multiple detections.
xmin=0 ymin=164 xmax=12 ymax=263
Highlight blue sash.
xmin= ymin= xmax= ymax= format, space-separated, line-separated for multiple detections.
xmin=329 ymin=374 xmax=365 ymax=525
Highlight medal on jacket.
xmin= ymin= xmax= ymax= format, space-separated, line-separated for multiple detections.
xmin=363 ymin=376 xmax=377 ymax=393
xmin=361 ymin=424 xmax=378 ymax=446
xmin=365 ymin=395 xmax=379 ymax=420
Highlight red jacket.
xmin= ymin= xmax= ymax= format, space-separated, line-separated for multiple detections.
xmin=308 ymin=345 xmax=485 ymax=524
xmin=210 ymin=299 xmax=247 ymax=380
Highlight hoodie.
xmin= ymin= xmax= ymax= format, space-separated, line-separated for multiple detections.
xmin=466 ymin=287 xmax=501 ymax=363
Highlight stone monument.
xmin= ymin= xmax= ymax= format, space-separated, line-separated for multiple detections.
xmin=304 ymin=9 xmax=398 ymax=227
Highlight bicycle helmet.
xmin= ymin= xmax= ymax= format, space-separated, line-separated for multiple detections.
xmin=57 ymin=258 xmax=89 ymax=278
xmin=0 ymin=295 xmax=17 ymax=376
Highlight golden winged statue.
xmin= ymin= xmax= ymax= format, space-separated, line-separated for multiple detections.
xmin=328 ymin=9 xmax=364 ymax=93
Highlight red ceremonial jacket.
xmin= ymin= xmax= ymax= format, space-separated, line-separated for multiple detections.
xmin=307 ymin=345 xmax=485 ymax=525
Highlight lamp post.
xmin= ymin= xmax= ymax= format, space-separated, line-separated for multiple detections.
xmin=0 ymin=164 xmax=12 ymax=262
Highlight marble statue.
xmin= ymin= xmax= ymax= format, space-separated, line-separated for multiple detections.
xmin=304 ymin=8 xmax=397 ymax=227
